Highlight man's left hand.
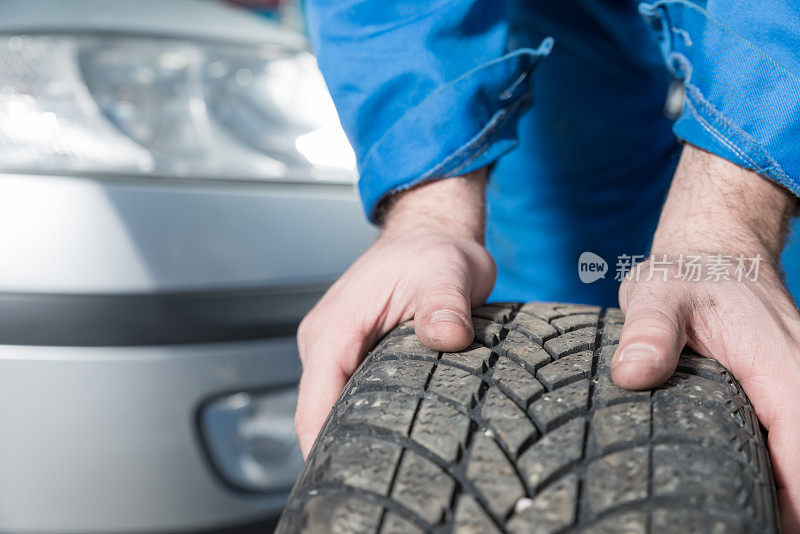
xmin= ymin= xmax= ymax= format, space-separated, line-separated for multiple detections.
xmin=612 ymin=144 xmax=800 ymax=531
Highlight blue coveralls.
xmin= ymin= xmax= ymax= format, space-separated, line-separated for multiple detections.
xmin=306 ymin=0 xmax=800 ymax=307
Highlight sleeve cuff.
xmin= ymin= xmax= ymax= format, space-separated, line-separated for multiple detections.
xmin=358 ymin=38 xmax=553 ymax=223
xmin=640 ymin=1 xmax=800 ymax=198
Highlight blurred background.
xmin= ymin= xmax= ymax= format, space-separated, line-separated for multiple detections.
xmin=0 ymin=0 xmax=375 ymax=532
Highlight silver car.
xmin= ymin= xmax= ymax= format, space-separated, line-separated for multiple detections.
xmin=0 ymin=1 xmax=374 ymax=532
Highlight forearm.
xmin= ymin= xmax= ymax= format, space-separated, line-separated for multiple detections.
xmin=379 ymin=170 xmax=488 ymax=242
xmin=653 ymin=144 xmax=798 ymax=260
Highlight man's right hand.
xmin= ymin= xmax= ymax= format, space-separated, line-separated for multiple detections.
xmin=294 ymin=170 xmax=495 ymax=457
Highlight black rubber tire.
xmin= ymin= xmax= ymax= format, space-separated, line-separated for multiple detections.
xmin=277 ymin=302 xmax=779 ymax=533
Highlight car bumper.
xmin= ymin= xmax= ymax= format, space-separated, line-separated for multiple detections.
xmin=0 ymin=337 xmax=301 ymax=533
xmin=0 ymin=172 xmax=374 ymax=532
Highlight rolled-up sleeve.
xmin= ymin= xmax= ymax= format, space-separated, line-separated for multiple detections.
xmin=306 ymin=0 xmax=552 ymax=222
xmin=640 ymin=0 xmax=800 ymax=196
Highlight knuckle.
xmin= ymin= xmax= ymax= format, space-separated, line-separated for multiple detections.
xmin=420 ymin=281 xmax=470 ymax=309
xmin=482 ymin=251 xmax=498 ymax=279
xmin=619 ymin=272 xmax=658 ymax=311
xmin=618 ymin=277 xmax=634 ymax=309
xmin=619 ymin=271 xmax=636 ymax=292
xmin=624 ymin=305 xmax=683 ymax=337
xmin=432 ymin=241 xmax=464 ymax=259
xmin=429 ymin=279 xmax=469 ymax=297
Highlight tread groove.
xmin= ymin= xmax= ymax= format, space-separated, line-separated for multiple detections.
xmin=446 ymin=312 xmax=514 ymax=531
xmin=375 ymin=350 xmax=437 ymax=532
xmin=574 ymin=312 xmax=604 ymax=526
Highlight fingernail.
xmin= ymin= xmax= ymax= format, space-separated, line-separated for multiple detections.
xmin=431 ymin=309 xmax=467 ymax=326
xmin=615 ymin=345 xmax=657 ymax=366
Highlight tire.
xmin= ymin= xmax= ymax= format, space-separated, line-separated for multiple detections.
xmin=277 ymin=302 xmax=778 ymax=533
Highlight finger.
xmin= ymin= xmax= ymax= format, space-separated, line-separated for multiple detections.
xmin=295 ymin=314 xmax=371 ymax=458
xmin=611 ymin=286 xmax=689 ymax=390
xmin=414 ymin=266 xmax=475 ymax=353
xmin=767 ymin=422 xmax=800 ymax=532
xmin=295 ymin=355 xmax=348 ymax=458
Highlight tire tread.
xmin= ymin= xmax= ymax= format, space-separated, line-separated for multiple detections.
xmin=278 ymin=302 xmax=778 ymax=533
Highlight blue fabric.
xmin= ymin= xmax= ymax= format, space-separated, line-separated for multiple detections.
xmin=486 ymin=0 xmax=679 ymax=305
xmin=305 ymin=0 xmax=552 ymax=221
xmin=306 ymin=0 xmax=800 ymax=306
xmin=641 ymin=1 xmax=800 ymax=196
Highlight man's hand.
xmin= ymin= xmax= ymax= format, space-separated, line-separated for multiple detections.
xmin=295 ymin=170 xmax=495 ymax=457
xmin=612 ymin=145 xmax=800 ymax=531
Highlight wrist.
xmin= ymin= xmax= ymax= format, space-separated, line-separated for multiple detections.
xmin=380 ymin=169 xmax=488 ymax=243
xmin=652 ymin=144 xmax=797 ymax=261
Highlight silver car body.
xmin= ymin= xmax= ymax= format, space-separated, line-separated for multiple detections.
xmin=0 ymin=1 xmax=375 ymax=532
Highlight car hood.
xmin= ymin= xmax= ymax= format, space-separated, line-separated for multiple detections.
xmin=0 ymin=0 xmax=306 ymax=48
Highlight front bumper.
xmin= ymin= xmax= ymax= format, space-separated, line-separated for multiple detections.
xmin=0 ymin=172 xmax=375 ymax=532
xmin=0 ymin=337 xmax=300 ymax=533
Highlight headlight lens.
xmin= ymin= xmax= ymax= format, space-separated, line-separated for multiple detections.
xmin=200 ymin=387 xmax=303 ymax=493
xmin=0 ymin=34 xmax=356 ymax=182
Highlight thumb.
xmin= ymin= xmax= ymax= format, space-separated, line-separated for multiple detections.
xmin=611 ymin=285 xmax=689 ymax=390
xmin=414 ymin=266 xmax=475 ymax=353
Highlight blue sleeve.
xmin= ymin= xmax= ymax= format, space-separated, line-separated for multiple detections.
xmin=641 ymin=0 xmax=800 ymax=197
xmin=305 ymin=0 xmax=552 ymax=222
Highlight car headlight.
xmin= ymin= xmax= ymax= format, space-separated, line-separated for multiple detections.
xmin=0 ymin=33 xmax=356 ymax=182
xmin=200 ymin=387 xmax=303 ymax=493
